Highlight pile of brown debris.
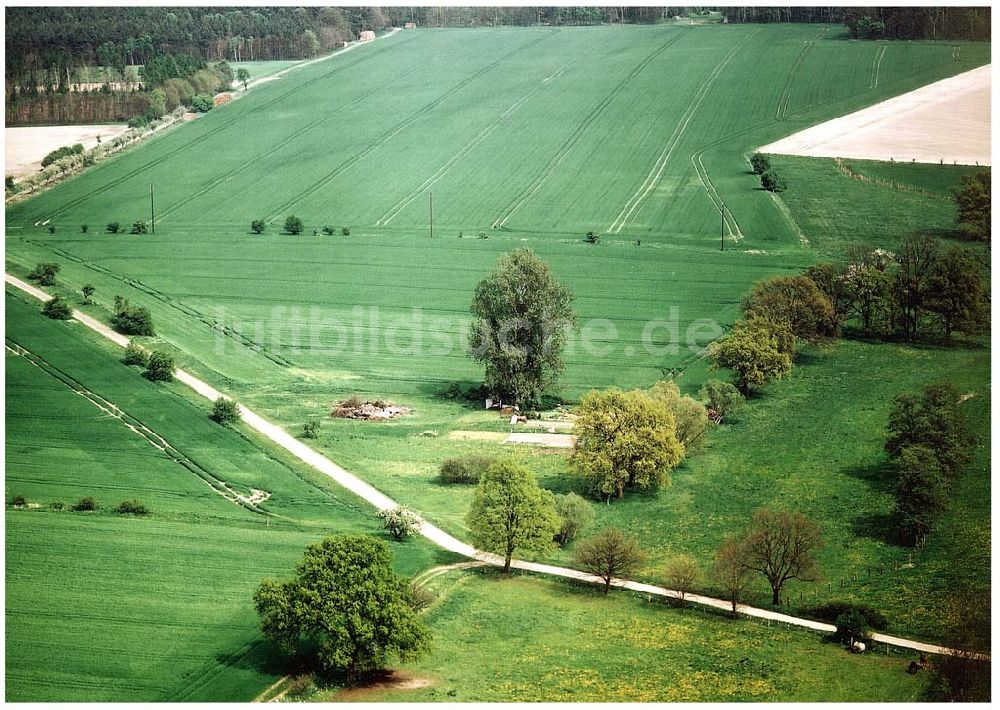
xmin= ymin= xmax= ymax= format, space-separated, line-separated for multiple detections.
xmin=332 ymin=396 xmax=412 ymax=421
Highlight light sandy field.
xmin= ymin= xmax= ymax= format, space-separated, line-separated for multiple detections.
xmin=760 ymin=64 xmax=990 ymax=166
xmin=5 ymin=124 xmax=130 ymax=179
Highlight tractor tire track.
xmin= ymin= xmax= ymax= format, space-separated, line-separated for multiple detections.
xmin=870 ymin=44 xmax=888 ymax=89
xmin=156 ymin=68 xmax=419 ymax=224
xmin=376 ymin=57 xmax=580 ymax=226
xmin=6 ymin=337 xmax=272 ymax=515
xmin=491 ymin=29 xmax=689 ymax=230
xmin=40 ymin=244 xmax=294 ymax=368
xmin=31 ymin=35 xmax=417 ymax=223
xmin=263 ymin=29 xmax=560 ymax=223
xmin=775 ymin=27 xmax=826 ymax=120
xmin=607 ymin=28 xmax=761 ymax=235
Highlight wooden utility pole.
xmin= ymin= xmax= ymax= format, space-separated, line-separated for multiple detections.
xmin=720 ymin=201 xmax=725 ymax=251
xmin=428 ymin=191 xmax=433 ymax=238
xmin=150 ymin=183 xmax=155 ymax=234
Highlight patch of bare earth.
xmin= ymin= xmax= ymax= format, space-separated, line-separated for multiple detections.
xmin=759 ymin=65 xmax=990 ymax=166
xmin=5 ymin=124 xmax=130 ymax=179
xmin=330 ymin=670 xmax=433 ymax=700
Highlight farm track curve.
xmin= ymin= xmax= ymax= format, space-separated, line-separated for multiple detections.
xmin=6 ymin=272 xmax=981 ymax=661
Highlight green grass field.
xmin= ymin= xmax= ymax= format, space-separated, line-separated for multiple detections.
xmin=312 ymin=570 xmax=930 ymax=702
xmin=5 ymin=23 xmax=990 ymax=700
xmin=5 ymin=290 xmax=449 ymax=701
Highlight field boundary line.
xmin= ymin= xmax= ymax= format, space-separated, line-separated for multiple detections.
xmin=5 ymin=271 xmax=982 ymax=661
xmin=607 ymin=27 xmax=762 ymax=234
xmin=264 ymin=29 xmax=561 ymax=223
xmin=376 ymin=57 xmax=580 ymax=226
xmin=491 ymin=29 xmax=689 ymax=230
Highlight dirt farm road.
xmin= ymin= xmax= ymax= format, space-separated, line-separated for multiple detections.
xmin=5 ymin=273 xmax=980 ymax=661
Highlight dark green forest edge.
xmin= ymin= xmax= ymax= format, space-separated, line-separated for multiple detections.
xmin=6 ymin=6 xmax=989 ymax=125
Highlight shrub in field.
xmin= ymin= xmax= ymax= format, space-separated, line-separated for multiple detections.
xmin=41 ymin=143 xmax=84 ymax=168
xmin=553 ymin=492 xmax=594 ymax=546
xmin=210 ymin=397 xmax=240 ymax=425
xmin=834 ymin=610 xmax=871 ymax=646
xmin=191 ymin=94 xmax=213 ymax=112
xmin=130 ymin=220 xmax=148 ymax=235
xmin=760 ymin=170 xmax=786 ymax=193
xmin=42 ymin=296 xmax=73 ymax=320
xmin=127 ymin=116 xmax=147 ymax=129
xmin=28 ymin=262 xmax=60 ymax=286
xmin=122 ymin=342 xmax=149 ymax=366
xmin=111 ymin=297 xmax=155 ymax=336
xmin=286 ymin=675 xmax=316 ymax=698
xmin=284 ymin=215 xmax=303 ymax=234
xmin=116 ymin=500 xmax=150 ymax=515
xmin=953 ymin=170 xmax=990 ymax=245
xmin=106 ymin=221 xmax=120 ymax=234
xmin=805 ymin=601 xmax=888 ymax=631
xmin=341 ymin=226 xmax=351 ymax=236
xmin=71 ymin=497 xmax=98 ymax=512
xmin=80 ymin=224 xmax=88 ymax=234
xmin=51 ymin=501 xmax=65 ymax=511
xmin=708 ymin=318 xmax=792 ymax=395
xmin=439 ymin=455 xmax=495 ymax=484
xmin=48 ymin=225 xmax=56 ymax=234
xmin=302 ymin=420 xmax=320 ymax=438
xmin=585 ymin=230 xmax=599 ymax=243
xmin=6 ymin=176 xmax=17 ymax=193
xmin=376 ymin=506 xmax=421 ymax=540
xmin=742 ymin=275 xmax=840 ymax=342
xmin=699 ymin=379 xmax=744 ymax=423
xmin=408 ymin=581 xmax=434 ymax=612
xmin=321 ymin=225 xmax=335 ymax=235
xmin=251 ymin=219 xmax=265 ymax=234
xmin=10 ymin=494 xmax=27 ymax=507
xmin=144 ymin=351 xmax=175 ymax=382
xmin=749 ymin=152 xmax=770 ymax=175
xmin=81 ymin=284 xmax=95 ymax=303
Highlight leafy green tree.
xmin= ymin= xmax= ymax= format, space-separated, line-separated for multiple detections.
xmin=927 ymin=589 xmax=990 ymax=701
xmin=892 ymin=444 xmax=948 ymax=547
xmin=254 ymin=535 xmax=429 ymax=683
xmin=210 ymin=397 xmax=240 ymax=425
xmin=468 ymin=248 xmax=576 ymax=407
xmin=572 ymin=527 xmax=645 ymax=594
xmin=80 ymin=223 xmax=88 ymax=234
xmin=709 ymin=319 xmax=792 ymax=395
xmin=107 ymin=222 xmax=120 ymax=234
xmin=144 ymin=351 xmax=175 ymax=382
xmin=760 ymin=170 xmax=786 ymax=192
xmin=570 ymin=388 xmax=683 ymax=501
xmin=926 ymin=245 xmax=987 ymax=342
xmin=952 ymin=170 xmax=990 ymax=246
xmin=663 ymin=554 xmax=702 ymax=603
xmin=81 ymin=284 xmax=95 ymax=303
xmin=251 ymin=219 xmax=265 ymax=234
xmin=647 ymin=380 xmax=710 ymax=451
xmin=237 ymin=67 xmax=251 ymax=90
xmin=834 ymin=609 xmax=870 ymax=646
xmin=804 ymin=262 xmax=851 ymax=320
xmin=843 ymin=251 xmax=894 ymax=336
xmin=742 ymin=275 xmax=840 ymax=341
xmin=376 ymin=506 xmax=421 ymax=541
xmin=130 ymin=220 xmax=148 ymax=235
xmin=553 ymin=492 xmax=594 ymax=546
xmin=738 ymin=508 xmax=823 ymax=606
xmin=886 ymin=382 xmax=973 ymax=480
xmin=28 ymin=262 xmax=60 ymax=286
xmin=748 ymin=152 xmax=770 ymax=175
xmin=699 ymin=379 xmax=744 ymax=424
xmin=111 ymin=297 xmax=155 ymax=336
xmin=191 ymin=94 xmax=213 ymax=112
xmin=892 ymin=235 xmax=939 ymax=341
xmin=465 ymin=459 xmax=560 ymax=573
xmin=42 ymin=296 xmax=73 ymax=320
xmin=284 ymin=215 xmax=303 ymax=235
xmin=71 ymin=496 xmax=98 ymax=511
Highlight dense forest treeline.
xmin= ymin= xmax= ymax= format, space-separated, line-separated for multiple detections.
xmin=720 ymin=7 xmax=990 ymax=41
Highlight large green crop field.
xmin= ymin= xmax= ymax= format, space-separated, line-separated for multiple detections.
xmin=5 ymin=22 xmax=990 ymax=700
xmin=5 ymin=291 xmax=448 ymax=701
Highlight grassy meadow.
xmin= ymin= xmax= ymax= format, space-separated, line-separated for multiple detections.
xmin=311 ymin=570 xmax=930 ymax=702
xmin=5 ymin=22 xmax=990 ymax=700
